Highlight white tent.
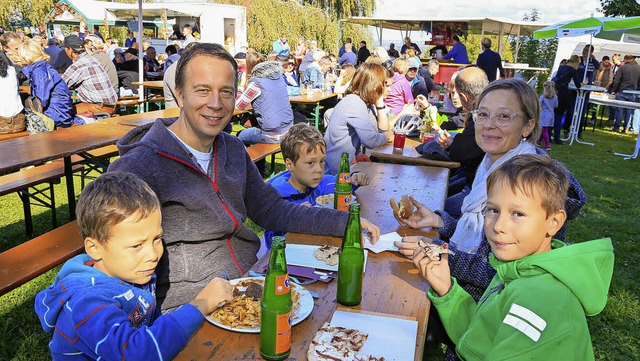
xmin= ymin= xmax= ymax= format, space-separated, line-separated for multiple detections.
xmin=552 ymin=34 xmax=640 ymax=73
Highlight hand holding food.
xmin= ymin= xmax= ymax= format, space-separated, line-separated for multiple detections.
xmin=413 ymin=241 xmax=452 ymax=297
xmin=190 ymin=277 xmax=234 ymax=315
xmin=390 ymin=195 xmax=415 ymax=220
xmin=437 ymin=129 xmax=453 ymax=148
xmin=396 ymin=196 xmax=444 ymax=229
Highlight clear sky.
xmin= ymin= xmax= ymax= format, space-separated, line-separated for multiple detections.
xmin=374 ymin=0 xmax=603 ymax=25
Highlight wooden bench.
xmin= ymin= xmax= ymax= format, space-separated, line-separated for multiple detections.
xmin=70 ymin=145 xmax=120 ymax=188
xmin=0 ymin=161 xmax=84 ymax=237
xmin=246 ymin=143 xmax=281 ymax=178
xmin=0 ymin=221 xmax=84 ymax=296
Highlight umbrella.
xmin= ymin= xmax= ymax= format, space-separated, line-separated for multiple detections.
xmin=534 ymin=16 xmax=640 ymax=81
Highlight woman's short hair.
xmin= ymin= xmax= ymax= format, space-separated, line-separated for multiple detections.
xmin=373 ymin=46 xmax=390 ymax=62
xmin=392 ymin=58 xmax=409 ymax=74
xmin=406 ymin=49 xmax=416 ymax=58
xmin=347 ymin=62 xmax=389 ymax=106
xmin=18 ymin=39 xmax=49 ymax=65
xmin=312 ymin=50 xmax=326 ymax=62
xmin=474 ymin=78 xmax=541 ymax=143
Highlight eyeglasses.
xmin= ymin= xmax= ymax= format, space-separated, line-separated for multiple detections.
xmin=471 ymin=110 xmax=526 ymax=127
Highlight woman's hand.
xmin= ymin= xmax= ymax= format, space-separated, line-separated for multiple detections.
xmin=397 ymin=196 xmax=444 ymax=229
xmin=437 ymin=129 xmax=453 ymax=149
xmin=414 ymin=94 xmax=429 ymax=110
xmin=413 ymin=246 xmax=452 ymax=297
xmin=360 ymin=217 xmax=380 ymax=244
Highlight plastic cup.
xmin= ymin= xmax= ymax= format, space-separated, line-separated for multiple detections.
xmin=423 ymin=133 xmax=436 ymax=143
xmin=393 ymin=132 xmax=407 ymax=153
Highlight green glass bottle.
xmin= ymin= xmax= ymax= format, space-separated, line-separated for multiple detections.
xmin=260 ymin=236 xmax=292 ymax=360
xmin=337 ymin=203 xmax=364 ymax=306
xmin=334 ymin=152 xmax=353 ymax=212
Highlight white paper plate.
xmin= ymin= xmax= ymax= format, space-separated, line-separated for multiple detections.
xmin=205 ymin=277 xmax=313 ymax=333
xmin=285 ymin=244 xmax=368 ymax=272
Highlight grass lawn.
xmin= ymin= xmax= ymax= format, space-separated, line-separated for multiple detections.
xmin=1 ymin=127 xmax=638 ymax=360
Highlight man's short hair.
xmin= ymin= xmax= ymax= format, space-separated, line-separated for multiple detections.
xmin=623 ymin=54 xmax=635 ymax=62
xmin=85 ymin=34 xmax=104 ymax=49
xmin=481 ymin=37 xmax=492 ymax=49
xmin=175 ymin=42 xmax=238 ymax=92
xmin=0 ymin=32 xmax=21 ymax=48
xmin=455 ymin=67 xmax=489 ymax=103
xmin=486 ymin=154 xmax=569 ymax=217
xmin=165 ymin=44 xmax=177 ymax=55
xmin=453 ymin=34 xmax=460 ymax=42
xmin=47 ymin=38 xmax=57 ymax=46
xmin=281 ymin=123 xmax=326 ymax=164
xmin=601 ymin=55 xmax=610 ymax=61
xmin=318 ymin=55 xmax=332 ymax=67
xmin=77 ymin=172 xmax=160 ymax=244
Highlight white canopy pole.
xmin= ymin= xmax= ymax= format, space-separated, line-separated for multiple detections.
xmin=137 ymin=0 xmax=144 ymax=105
xmin=498 ymin=22 xmax=504 ymax=55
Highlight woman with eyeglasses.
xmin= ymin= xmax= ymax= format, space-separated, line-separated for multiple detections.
xmin=393 ymin=78 xmax=586 ymax=359
xmin=396 ymin=78 xmax=585 ymax=297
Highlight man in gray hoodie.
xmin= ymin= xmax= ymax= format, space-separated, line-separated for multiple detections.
xmin=109 ymin=43 xmax=379 ymax=312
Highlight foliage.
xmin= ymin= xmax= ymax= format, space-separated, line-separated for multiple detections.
xmin=0 ymin=0 xmax=54 ymax=29
xmin=509 ymin=8 xmax=558 ymax=93
xmin=599 ymin=0 xmax=640 ymax=16
xmin=219 ymin=0 xmax=372 ymax=55
xmin=298 ymin=0 xmax=376 ymax=20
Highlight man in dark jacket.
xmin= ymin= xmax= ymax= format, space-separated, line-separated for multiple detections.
xmin=357 ymin=40 xmax=371 ymax=65
xmin=476 ymin=37 xmax=504 ymax=82
xmin=611 ymin=54 xmax=640 ymax=132
xmin=108 ymin=43 xmax=380 ymax=312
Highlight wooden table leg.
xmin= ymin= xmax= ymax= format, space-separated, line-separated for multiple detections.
xmin=64 ymin=156 xmax=76 ymax=220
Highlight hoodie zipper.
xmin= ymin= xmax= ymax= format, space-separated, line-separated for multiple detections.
xmin=157 ymin=142 xmax=245 ymax=275
xmin=477 ymin=283 xmax=505 ymax=309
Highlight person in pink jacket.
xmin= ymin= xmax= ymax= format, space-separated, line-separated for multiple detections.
xmin=384 ymin=57 xmax=415 ymax=115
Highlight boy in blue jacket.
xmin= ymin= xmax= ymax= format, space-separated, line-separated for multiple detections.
xmin=262 ymin=124 xmax=369 ymax=254
xmin=35 ymin=172 xmax=234 ymax=360
xmin=413 ymin=154 xmax=614 ymax=360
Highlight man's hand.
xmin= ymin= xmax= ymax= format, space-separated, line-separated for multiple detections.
xmin=396 ymin=196 xmax=444 ymax=229
xmin=394 ymin=235 xmax=423 ymax=258
xmin=360 ymin=217 xmax=380 ymax=244
xmin=189 ymin=277 xmax=234 ymax=315
xmin=350 ymin=172 xmax=370 ymax=186
xmin=413 ymin=245 xmax=452 ymax=297
xmin=415 ymin=94 xmax=429 ymax=109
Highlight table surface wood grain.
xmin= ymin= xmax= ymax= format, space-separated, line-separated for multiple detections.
xmin=174 ymin=163 xmax=449 ymax=361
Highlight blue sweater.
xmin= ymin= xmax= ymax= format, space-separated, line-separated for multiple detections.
xmin=35 ymin=254 xmax=203 ymax=360
xmin=264 ymin=171 xmax=336 ymax=246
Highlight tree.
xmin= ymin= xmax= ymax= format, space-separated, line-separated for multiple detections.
xmin=220 ymin=0 xmax=372 ymax=54
xmin=299 ymin=0 xmax=376 ymax=19
xmin=509 ymin=8 xmax=558 ymax=92
xmin=599 ymin=0 xmax=640 ymax=16
xmin=0 ymin=0 xmax=54 ymax=29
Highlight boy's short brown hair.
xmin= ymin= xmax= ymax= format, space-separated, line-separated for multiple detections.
xmin=77 ymin=172 xmax=160 ymax=244
xmin=486 ymin=154 xmax=569 ymax=217
xmin=280 ymin=123 xmax=325 ymax=164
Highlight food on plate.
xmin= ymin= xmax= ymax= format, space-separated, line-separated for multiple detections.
xmin=418 ymin=239 xmax=455 ymax=260
xmin=210 ymin=279 xmax=301 ymax=329
xmin=390 ymin=195 xmax=415 ymax=219
xmin=313 ymin=245 xmax=340 ymax=266
xmin=315 ymin=194 xmax=334 ymax=207
xmin=307 ymin=322 xmax=384 ymax=361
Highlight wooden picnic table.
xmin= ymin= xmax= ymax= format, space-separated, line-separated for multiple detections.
xmin=0 ymin=122 xmax=131 ymax=219
xmin=370 ymin=138 xmax=461 ymax=169
xmin=290 ymin=91 xmax=337 ymax=129
xmin=0 ymin=131 xmax=28 ymax=141
xmin=175 ymin=162 xmax=449 ymax=361
xmin=132 ymin=80 xmax=164 ymax=90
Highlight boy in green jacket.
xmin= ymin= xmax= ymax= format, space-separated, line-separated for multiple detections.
xmin=414 ymin=154 xmax=614 ymax=360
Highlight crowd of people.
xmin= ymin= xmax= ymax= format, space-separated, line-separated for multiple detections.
xmin=0 ymin=26 xmax=617 ymax=361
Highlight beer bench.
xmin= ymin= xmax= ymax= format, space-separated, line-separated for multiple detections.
xmin=0 ymin=161 xmax=84 ymax=237
xmin=246 ymin=143 xmax=281 ymax=177
xmin=0 ymin=221 xmax=83 ymax=296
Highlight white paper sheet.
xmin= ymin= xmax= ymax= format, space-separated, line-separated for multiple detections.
xmin=330 ymin=310 xmax=418 ymax=361
xmin=285 ymin=244 xmax=368 ymax=272
xmin=364 ymin=232 xmax=401 ymax=254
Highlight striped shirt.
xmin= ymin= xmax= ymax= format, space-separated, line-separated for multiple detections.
xmin=62 ymin=52 xmax=118 ymax=105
